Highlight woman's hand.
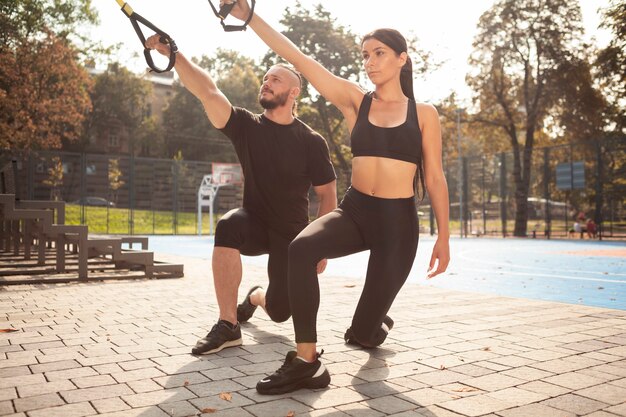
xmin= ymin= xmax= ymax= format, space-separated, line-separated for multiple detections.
xmin=427 ymin=237 xmax=449 ymax=278
xmin=220 ymin=0 xmax=251 ymax=21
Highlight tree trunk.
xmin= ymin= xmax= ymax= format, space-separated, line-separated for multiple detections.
xmin=513 ymin=135 xmax=534 ymax=237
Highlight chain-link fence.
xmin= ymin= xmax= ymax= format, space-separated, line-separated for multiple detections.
xmin=433 ymin=136 xmax=625 ymax=240
xmin=1 ymin=151 xmax=242 ymax=235
xmin=3 ymin=136 xmax=624 ymax=239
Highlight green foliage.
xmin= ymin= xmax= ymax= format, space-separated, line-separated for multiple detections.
xmin=135 ymin=116 xmax=165 ymax=157
xmin=544 ymin=56 xmax=607 ymax=141
xmin=108 ymin=158 xmax=124 ymax=191
xmin=85 ymin=62 xmax=151 ymax=137
xmin=595 ymin=0 xmax=626 ymax=133
xmin=42 ymin=156 xmax=63 ymax=200
xmin=466 ymin=0 xmax=600 ymax=236
xmin=0 ymin=0 xmax=98 ymax=47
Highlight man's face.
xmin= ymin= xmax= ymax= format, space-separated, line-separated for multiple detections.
xmin=258 ymin=66 xmax=299 ymax=110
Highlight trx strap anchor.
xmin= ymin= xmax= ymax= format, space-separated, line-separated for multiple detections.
xmin=115 ymin=0 xmax=178 ymax=73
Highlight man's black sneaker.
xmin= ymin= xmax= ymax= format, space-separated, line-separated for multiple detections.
xmin=344 ymin=315 xmax=394 ymax=347
xmin=237 ymin=285 xmax=262 ymax=323
xmin=256 ymin=350 xmax=331 ymax=395
xmin=191 ymin=320 xmax=242 ymax=355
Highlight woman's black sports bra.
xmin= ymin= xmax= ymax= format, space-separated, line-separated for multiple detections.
xmin=350 ymin=92 xmax=422 ymax=165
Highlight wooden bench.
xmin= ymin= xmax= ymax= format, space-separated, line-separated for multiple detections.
xmin=0 ymin=159 xmax=183 ymax=283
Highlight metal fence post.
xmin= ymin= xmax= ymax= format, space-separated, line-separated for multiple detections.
xmin=129 ymin=155 xmax=135 ymax=235
xmin=543 ymin=147 xmax=551 ymax=239
xmin=80 ymin=153 xmax=86 ymax=225
xmin=462 ymin=157 xmax=469 ymax=237
xmin=481 ymin=156 xmax=486 ymax=235
xmin=595 ymin=140 xmax=603 ymax=241
xmin=173 ymin=160 xmax=179 ymax=235
xmin=499 ymin=153 xmax=507 ymax=237
xmin=27 ymin=154 xmax=34 ymax=200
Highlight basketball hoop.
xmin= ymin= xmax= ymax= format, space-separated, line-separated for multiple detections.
xmin=197 ymin=163 xmax=243 ymax=235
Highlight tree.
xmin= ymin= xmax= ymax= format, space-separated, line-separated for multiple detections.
xmin=0 ymin=33 xmax=92 ymax=151
xmin=544 ymin=55 xmax=607 ymax=142
xmin=108 ymin=158 xmax=125 ymax=205
xmin=467 ymin=0 xmax=588 ymax=237
xmin=42 ymin=156 xmax=63 ymax=200
xmin=595 ymin=0 xmax=626 ymax=134
xmin=0 ymin=0 xmax=99 ymax=46
xmin=83 ymin=62 xmax=151 ymax=154
xmin=0 ymin=0 xmax=97 ymax=151
xmin=135 ymin=116 xmax=165 ymax=158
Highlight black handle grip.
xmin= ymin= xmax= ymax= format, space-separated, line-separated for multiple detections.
xmin=218 ymin=2 xmax=235 ymax=19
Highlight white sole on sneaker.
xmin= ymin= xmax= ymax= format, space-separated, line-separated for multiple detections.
xmin=196 ymin=338 xmax=243 ymax=355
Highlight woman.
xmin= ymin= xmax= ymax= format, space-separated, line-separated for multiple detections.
xmin=225 ymin=0 xmax=450 ymax=395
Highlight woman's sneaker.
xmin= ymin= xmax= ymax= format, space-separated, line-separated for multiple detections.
xmin=191 ymin=320 xmax=242 ymax=355
xmin=344 ymin=315 xmax=394 ymax=347
xmin=237 ymin=285 xmax=263 ymax=323
xmin=256 ymin=350 xmax=330 ymax=395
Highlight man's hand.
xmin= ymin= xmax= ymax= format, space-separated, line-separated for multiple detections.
xmin=219 ymin=0 xmax=251 ymax=21
xmin=316 ymin=258 xmax=327 ymax=274
xmin=145 ymin=34 xmax=171 ymax=56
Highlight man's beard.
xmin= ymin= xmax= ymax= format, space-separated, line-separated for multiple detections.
xmin=259 ymin=89 xmax=290 ymax=110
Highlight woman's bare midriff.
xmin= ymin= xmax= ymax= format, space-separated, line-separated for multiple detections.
xmin=351 ymin=156 xmax=417 ymax=198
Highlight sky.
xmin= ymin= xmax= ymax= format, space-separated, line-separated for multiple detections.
xmin=89 ymin=0 xmax=612 ymax=105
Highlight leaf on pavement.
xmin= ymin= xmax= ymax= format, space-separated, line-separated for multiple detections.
xmin=201 ymin=408 xmax=217 ymax=413
xmin=0 ymin=329 xmax=18 ymax=333
xmin=286 ymin=411 xmax=296 ymax=417
xmin=219 ymin=392 xmax=232 ymax=402
xmin=452 ymin=387 xmax=479 ymax=392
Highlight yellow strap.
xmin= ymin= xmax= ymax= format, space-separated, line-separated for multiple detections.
xmin=115 ymin=0 xmax=134 ymax=16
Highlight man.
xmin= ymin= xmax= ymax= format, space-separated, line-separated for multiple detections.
xmin=145 ymin=36 xmax=337 ymax=355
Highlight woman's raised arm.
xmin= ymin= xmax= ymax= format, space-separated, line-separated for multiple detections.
xmin=228 ymin=0 xmax=363 ymax=117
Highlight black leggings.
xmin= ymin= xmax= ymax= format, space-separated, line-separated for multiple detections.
xmin=215 ymin=208 xmax=292 ymax=323
xmin=288 ymin=187 xmax=418 ymax=345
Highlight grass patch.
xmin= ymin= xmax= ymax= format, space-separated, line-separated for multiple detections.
xmin=65 ymin=204 xmax=221 ymax=235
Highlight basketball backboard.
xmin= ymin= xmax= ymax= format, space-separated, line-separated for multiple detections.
xmin=212 ymin=162 xmax=243 ymax=185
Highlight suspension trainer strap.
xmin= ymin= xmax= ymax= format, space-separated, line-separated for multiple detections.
xmin=116 ymin=0 xmax=178 ymax=73
xmin=206 ymin=0 xmax=256 ymax=32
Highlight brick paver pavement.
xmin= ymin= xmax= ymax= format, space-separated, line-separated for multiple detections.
xmin=1 ymin=254 xmax=625 ymax=416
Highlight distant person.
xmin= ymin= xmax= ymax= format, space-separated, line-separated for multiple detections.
xmin=586 ymin=218 xmax=597 ymax=239
xmin=573 ymin=221 xmax=583 ymax=239
xmin=145 ymin=34 xmax=337 ymax=355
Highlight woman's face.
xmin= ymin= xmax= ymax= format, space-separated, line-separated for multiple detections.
xmin=361 ymin=38 xmax=407 ymax=85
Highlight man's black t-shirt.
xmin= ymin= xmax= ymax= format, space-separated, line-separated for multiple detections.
xmin=220 ymin=107 xmax=336 ymax=240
